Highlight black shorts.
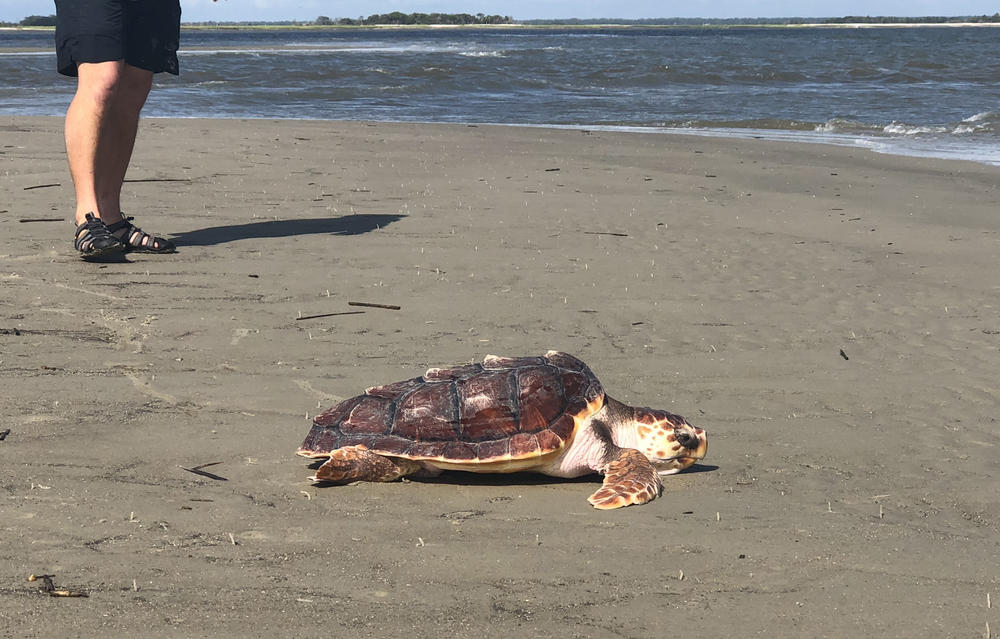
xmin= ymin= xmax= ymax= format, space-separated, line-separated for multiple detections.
xmin=55 ymin=0 xmax=181 ymax=77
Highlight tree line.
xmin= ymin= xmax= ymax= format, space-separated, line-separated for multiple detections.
xmin=824 ymin=14 xmax=1000 ymax=23
xmin=5 ymin=13 xmax=1000 ymax=28
xmin=318 ymin=12 xmax=513 ymax=25
xmin=521 ymin=15 xmax=1000 ymax=25
xmin=1 ymin=12 xmax=513 ymax=27
xmin=4 ymin=15 xmax=58 ymax=26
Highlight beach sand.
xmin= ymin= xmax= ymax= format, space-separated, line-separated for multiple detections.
xmin=2 ymin=116 xmax=999 ymax=637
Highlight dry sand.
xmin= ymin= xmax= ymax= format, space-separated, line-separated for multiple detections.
xmin=2 ymin=116 xmax=999 ymax=637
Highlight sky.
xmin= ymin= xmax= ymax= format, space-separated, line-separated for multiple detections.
xmin=2 ymin=0 xmax=999 ymax=22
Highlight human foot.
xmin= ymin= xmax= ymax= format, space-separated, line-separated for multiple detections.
xmin=73 ymin=213 xmax=126 ymax=262
xmin=105 ymin=215 xmax=176 ymax=253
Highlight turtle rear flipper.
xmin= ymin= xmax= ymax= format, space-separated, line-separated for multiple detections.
xmin=588 ymin=448 xmax=662 ymax=509
xmin=312 ymin=446 xmax=423 ymax=483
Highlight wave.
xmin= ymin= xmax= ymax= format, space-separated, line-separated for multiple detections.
xmin=0 ymin=51 xmax=52 ymax=57
xmin=179 ymin=43 xmax=485 ymax=56
xmin=816 ymin=113 xmax=1000 ymax=137
xmin=530 ymin=122 xmax=1000 ymax=166
xmin=956 ymin=111 xmax=1000 ymax=134
xmin=458 ymin=50 xmax=507 ymax=57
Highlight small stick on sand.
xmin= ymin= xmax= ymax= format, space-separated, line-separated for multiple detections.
xmin=28 ymin=574 xmax=88 ymax=598
xmin=582 ymin=231 xmax=629 ymax=237
xmin=22 ymin=183 xmax=61 ymax=190
xmin=0 ymin=429 xmax=10 ymax=441
xmin=348 ymin=301 xmax=401 ymax=310
xmin=295 ymin=311 xmax=366 ymax=321
xmin=18 ymin=218 xmax=65 ymax=223
xmin=179 ymin=461 xmax=228 ymax=481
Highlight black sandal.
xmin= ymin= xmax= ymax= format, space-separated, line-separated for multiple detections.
xmin=105 ymin=215 xmax=176 ymax=254
xmin=74 ymin=213 xmax=126 ymax=262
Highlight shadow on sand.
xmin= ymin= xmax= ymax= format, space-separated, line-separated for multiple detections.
xmin=412 ymin=462 xmax=718 ymax=487
xmin=304 ymin=462 xmax=718 ymax=488
xmin=170 ymin=214 xmax=405 ymax=247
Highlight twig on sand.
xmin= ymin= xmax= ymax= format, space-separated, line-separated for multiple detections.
xmin=28 ymin=574 xmax=88 ymax=598
xmin=583 ymin=231 xmax=628 ymax=237
xmin=22 ymin=183 xmax=60 ymax=191
xmin=18 ymin=218 xmax=65 ymax=223
xmin=295 ymin=311 xmax=366 ymax=321
xmin=179 ymin=461 xmax=228 ymax=481
xmin=0 ymin=429 xmax=10 ymax=441
xmin=348 ymin=301 xmax=401 ymax=311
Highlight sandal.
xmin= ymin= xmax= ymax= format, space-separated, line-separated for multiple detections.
xmin=105 ymin=215 xmax=176 ymax=253
xmin=74 ymin=213 xmax=126 ymax=262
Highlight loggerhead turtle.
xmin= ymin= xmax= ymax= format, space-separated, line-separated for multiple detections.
xmin=296 ymin=351 xmax=707 ymax=509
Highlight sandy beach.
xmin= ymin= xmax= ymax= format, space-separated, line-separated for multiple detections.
xmin=2 ymin=116 xmax=999 ymax=637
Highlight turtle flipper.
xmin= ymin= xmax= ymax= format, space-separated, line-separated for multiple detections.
xmin=588 ymin=448 xmax=662 ymax=509
xmin=311 ymin=445 xmax=423 ymax=483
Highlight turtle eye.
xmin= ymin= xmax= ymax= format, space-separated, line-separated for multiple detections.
xmin=674 ymin=428 xmax=698 ymax=450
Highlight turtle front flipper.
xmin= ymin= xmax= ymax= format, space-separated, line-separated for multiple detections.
xmin=312 ymin=445 xmax=423 ymax=483
xmin=588 ymin=448 xmax=662 ymax=509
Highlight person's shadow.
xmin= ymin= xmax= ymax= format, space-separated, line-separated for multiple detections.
xmin=169 ymin=214 xmax=405 ymax=247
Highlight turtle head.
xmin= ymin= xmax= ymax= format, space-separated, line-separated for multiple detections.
xmin=631 ymin=408 xmax=707 ymax=474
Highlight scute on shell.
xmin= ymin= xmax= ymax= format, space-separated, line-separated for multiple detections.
xmin=297 ymin=352 xmax=604 ymax=463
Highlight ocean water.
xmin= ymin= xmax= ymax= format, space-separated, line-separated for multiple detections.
xmin=2 ymin=26 xmax=999 ymax=165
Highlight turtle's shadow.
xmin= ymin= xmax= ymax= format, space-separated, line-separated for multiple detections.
xmin=305 ymin=462 xmax=717 ymax=487
xmin=169 ymin=214 xmax=405 ymax=247
xmin=418 ymin=463 xmax=718 ymax=486
xmin=676 ymin=463 xmax=718 ymax=474
xmin=414 ymin=472 xmax=597 ymax=487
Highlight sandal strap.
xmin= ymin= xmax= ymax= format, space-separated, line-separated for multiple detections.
xmin=105 ymin=215 xmax=176 ymax=253
xmin=74 ymin=213 xmax=124 ymax=254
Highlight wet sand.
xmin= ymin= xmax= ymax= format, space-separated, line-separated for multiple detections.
xmin=2 ymin=116 xmax=999 ymax=637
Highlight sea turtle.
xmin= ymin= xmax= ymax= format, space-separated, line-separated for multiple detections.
xmin=296 ymin=351 xmax=707 ymax=509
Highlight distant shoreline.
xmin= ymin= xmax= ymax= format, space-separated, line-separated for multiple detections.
xmin=4 ymin=22 xmax=1000 ymax=32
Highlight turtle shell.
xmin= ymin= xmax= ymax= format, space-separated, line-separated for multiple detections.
xmin=297 ymin=351 xmax=604 ymax=463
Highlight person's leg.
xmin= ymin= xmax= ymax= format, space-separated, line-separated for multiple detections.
xmin=65 ymin=60 xmax=152 ymax=226
xmin=66 ymin=60 xmax=174 ymax=252
xmin=100 ymin=64 xmax=153 ymax=226
xmin=59 ymin=0 xmax=180 ymax=256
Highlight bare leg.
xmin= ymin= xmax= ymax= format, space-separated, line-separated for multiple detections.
xmin=65 ymin=61 xmax=152 ymax=226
